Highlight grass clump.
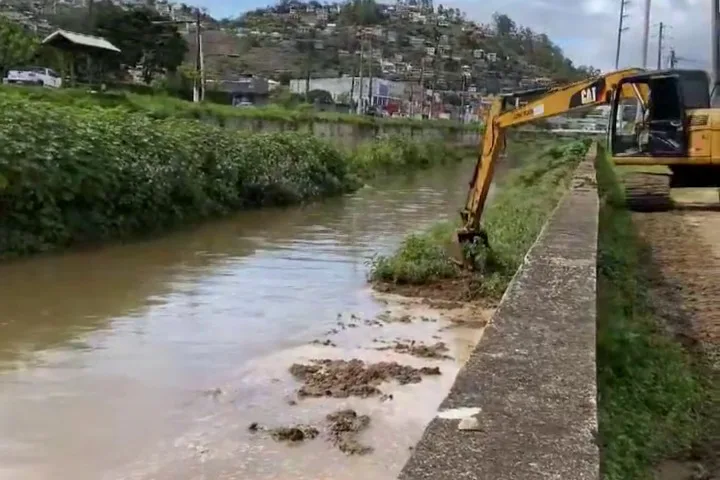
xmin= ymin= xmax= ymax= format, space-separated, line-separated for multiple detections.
xmin=0 ymin=96 xmax=466 ymax=258
xmin=370 ymin=222 xmax=459 ymax=284
xmin=369 ymin=138 xmax=590 ymax=297
xmin=595 ymin=150 xmax=708 ymax=479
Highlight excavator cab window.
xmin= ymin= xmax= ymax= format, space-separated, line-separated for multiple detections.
xmin=610 ymin=74 xmax=687 ymax=157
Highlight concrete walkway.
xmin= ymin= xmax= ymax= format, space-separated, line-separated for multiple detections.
xmin=399 ymin=146 xmax=600 ymax=480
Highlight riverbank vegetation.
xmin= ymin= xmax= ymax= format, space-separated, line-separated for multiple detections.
xmin=0 ymin=96 xmax=468 ymax=258
xmin=0 ymin=85 xmax=477 ymax=131
xmin=595 ymin=152 xmax=713 ymax=479
xmin=369 ymin=138 xmax=590 ymax=301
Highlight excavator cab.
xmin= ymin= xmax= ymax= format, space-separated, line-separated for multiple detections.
xmin=608 ymin=69 xmax=718 ymax=208
xmin=609 ymin=69 xmax=711 ymax=159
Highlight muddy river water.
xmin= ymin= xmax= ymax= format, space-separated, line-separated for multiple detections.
xmin=0 ymin=159 xmax=496 ymax=480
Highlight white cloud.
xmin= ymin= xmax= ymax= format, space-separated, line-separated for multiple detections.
xmin=445 ymin=0 xmax=711 ymax=72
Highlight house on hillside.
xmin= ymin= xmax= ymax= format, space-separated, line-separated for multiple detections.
xmin=207 ymin=76 xmax=271 ymax=106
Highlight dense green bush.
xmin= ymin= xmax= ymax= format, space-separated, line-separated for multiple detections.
xmin=0 ymin=97 xmax=465 ymax=257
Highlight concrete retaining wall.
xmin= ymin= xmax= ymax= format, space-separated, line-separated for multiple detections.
xmin=399 ymin=144 xmax=600 ymax=480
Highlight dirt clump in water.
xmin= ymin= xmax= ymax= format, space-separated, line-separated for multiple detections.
xmin=269 ymin=425 xmax=319 ymax=442
xmin=423 ymin=299 xmax=466 ymax=310
xmin=377 ymin=340 xmax=452 ymax=359
xmin=326 ymin=409 xmax=373 ymax=455
xmin=376 ymin=312 xmax=413 ymax=324
xmin=289 ymin=359 xmax=441 ymax=398
xmin=249 ymin=422 xmax=319 ymax=443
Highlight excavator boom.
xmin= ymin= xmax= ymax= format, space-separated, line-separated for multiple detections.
xmin=458 ymin=68 xmax=646 ymax=244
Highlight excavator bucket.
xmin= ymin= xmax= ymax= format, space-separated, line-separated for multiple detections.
xmin=453 ymin=228 xmax=489 ymax=269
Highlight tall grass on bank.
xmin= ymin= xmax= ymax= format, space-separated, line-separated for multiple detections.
xmin=0 ymin=97 xmax=465 ymax=258
xmin=369 ymin=139 xmax=590 ymax=299
xmin=595 ymin=151 xmax=707 ymax=479
xmin=0 ymin=85 xmax=478 ymax=131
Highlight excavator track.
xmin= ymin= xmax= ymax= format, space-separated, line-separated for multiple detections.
xmin=621 ymin=171 xmax=673 ymax=211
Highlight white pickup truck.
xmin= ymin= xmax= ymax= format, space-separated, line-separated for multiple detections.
xmin=3 ymin=67 xmax=62 ymax=88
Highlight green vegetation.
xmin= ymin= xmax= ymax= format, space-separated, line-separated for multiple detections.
xmin=369 ymin=138 xmax=590 ymax=299
xmin=595 ymin=151 xmax=708 ymax=479
xmin=0 ymin=85 xmax=478 ymax=131
xmin=0 ymin=96 xmax=466 ymax=258
xmin=369 ymin=222 xmax=459 ymax=285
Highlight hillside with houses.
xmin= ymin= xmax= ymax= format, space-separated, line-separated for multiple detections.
xmin=201 ymin=0 xmax=598 ymax=94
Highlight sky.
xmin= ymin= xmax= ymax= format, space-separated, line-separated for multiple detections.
xmin=194 ymin=0 xmax=711 ymax=72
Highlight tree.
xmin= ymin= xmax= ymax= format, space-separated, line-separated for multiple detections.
xmin=93 ymin=5 xmax=187 ymax=83
xmin=492 ymin=13 xmax=516 ymax=36
xmin=338 ymin=0 xmax=384 ymax=26
xmin=0 ymin=18 xmax=39 ymax=76
xmin=307 ymin=88 xmax=333 ymax=104
xmin=576 ymin=65 xmax=601 ymax=78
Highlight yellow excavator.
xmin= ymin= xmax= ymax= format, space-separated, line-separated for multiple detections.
xmin=458 ymin=67 xmax=720 ymax=246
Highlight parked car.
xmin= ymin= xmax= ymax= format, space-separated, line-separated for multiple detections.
xmin=3 ymin=67 xmax=62 ymax=88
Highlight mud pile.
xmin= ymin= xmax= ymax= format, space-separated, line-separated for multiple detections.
xmin=270 ymin=425 xmax=319 ymax=442
xmin=326 ymin=409 xmax=373 ymax=455
xmin=289 ymin=359 xmax=441 ymax=398
xmin=377 ymin=340 xmax=452 ymax=359
xmin=250 ymin=409 xmax=373 ymax=455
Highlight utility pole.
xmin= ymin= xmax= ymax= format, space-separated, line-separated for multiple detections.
xmin=460 ymin=73 xmax=468 ymax=123
xmin=614 ymin=0 xmax=630 ymax=69
xmin=193 ymin=8 xmax=201 ymax=103
xmin=418 ymin=57 xmax=425 ymax=117
xmin=349 ymin=73 xmax=355 ymax=114
xmin=367 ymin=35 xmax=374 ymax=112
xmin=305 ymin=46 xmax=311 ymax=102
xmin=669 ymin=48 xmax=677 ymax=68
xmin=641 ymin=0 xmax=651 ymax=68
xmin=357 ymin=35 xmax=364 ymax=114
xmin=199 ymin=25 xmax=205 ymax=101
xmin=712 ymin=0 xmax=720 ymax=103
xmin=656 ymin=22 xmax=664 ymax=69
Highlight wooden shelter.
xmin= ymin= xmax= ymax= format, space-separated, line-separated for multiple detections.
xmin=41 ymin=30 xmax=121 ymax=86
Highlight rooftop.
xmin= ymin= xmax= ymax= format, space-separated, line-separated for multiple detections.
xmin=42 ymin=30 xmax=121 ymax=53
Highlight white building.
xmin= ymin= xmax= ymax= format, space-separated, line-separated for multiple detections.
xmin=288 ymin=76 xmax=407 ymax=109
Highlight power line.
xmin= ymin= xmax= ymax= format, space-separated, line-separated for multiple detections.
xmin=615 ymin=0 xmax=630 ymax=69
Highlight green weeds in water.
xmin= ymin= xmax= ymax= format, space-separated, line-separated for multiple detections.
xmin=368 ymin=139 xmax=590 ymax=299
xmin=595 ymin=151 xmax=707 ymax=479
xmin=0 ymin=97 xmax=465 ymax=258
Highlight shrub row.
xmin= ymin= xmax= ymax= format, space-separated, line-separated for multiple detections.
xmin=369 ymin=138 xmax=591 ymax=299
xmin=0 ymin=97 xmax=466 ymax=257
xmin=0 ymin=85 xmax=479 ymax=131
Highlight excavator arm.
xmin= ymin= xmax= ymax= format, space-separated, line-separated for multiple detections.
xmin=458 ymin=68 xmax=647 ymax=245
